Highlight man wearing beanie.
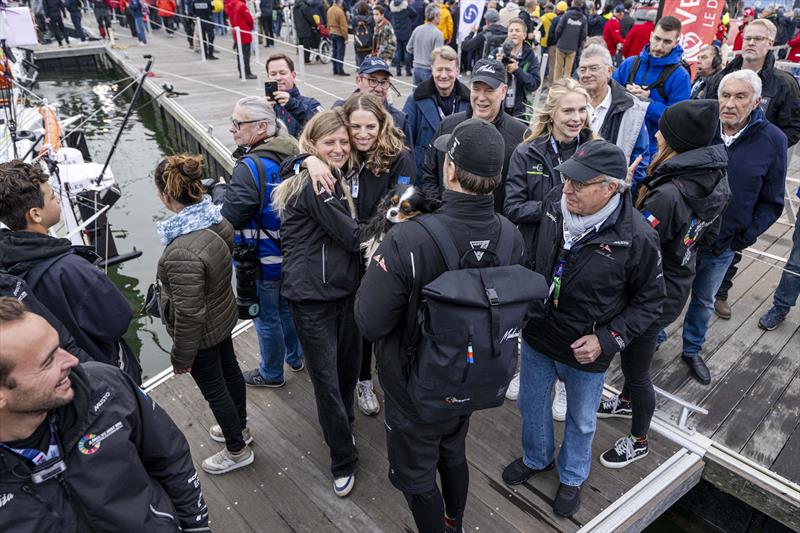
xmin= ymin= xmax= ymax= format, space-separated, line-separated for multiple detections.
xmin=502 ymin=140 xmax=665 ymax=516
xmin=680 ymin=71 xmax=786 ymax=384
xmin=552 ymin=0 xmax=587 ymax=81
xmin=597 ymin=99 xmax=731 ymax=468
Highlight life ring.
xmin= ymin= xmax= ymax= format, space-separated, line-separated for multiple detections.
xmin=38 ymin=106 xmax=62 ymax=156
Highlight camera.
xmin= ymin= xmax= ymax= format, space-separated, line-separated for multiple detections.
xmin=264 ymin=80 xmax=278 ymax=99
xmin=500 ymin=40 xmax=515 ymax=65
xmin=232 ymin=242 xmax=261 ymax=320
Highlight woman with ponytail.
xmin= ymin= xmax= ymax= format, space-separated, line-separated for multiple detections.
xmin=154 ymin=154 xmax=253 ymax=475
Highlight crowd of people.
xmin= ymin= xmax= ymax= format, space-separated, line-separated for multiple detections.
xmin=3 ymin=0 xmax=800 ymax=532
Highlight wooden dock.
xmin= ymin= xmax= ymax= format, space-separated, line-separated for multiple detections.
xmin=32 ymin=16 xmax=800 ymax=531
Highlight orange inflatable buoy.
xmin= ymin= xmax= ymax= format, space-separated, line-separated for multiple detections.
xmin=38 ymin=106 xmax=62 ymax=156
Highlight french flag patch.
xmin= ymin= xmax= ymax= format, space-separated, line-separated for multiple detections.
xmin=642 ymin=211 xmax=660 ymax=228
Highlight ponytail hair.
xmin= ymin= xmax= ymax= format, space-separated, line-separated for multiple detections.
xmin=154 ymin=153 xmax=205 ymax=206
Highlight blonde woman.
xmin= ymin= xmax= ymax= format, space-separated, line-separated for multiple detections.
xmin=503 ymin=77 xmax=595 ymax=408
xmin=272 ymin=110 xmax=363 ymax=498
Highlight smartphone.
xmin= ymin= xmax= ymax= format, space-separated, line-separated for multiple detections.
xmin=264 ymin=80 xmax=278 ymax=98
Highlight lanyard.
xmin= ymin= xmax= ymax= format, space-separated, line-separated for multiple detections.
xmin=351 ymin=162 xmax=365 ymax=198
xmin=550 ymin=136 xmax=564 ymax=168
xmin=0 ymin=417 xmax=60 ymax=466
xmin=547 ymin=225 xmax=596 ymax=307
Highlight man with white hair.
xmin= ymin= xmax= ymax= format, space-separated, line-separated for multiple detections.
xmin=680 ymin=70 xmax=787 ymax=384
xmin=502 ymin=140 xmax=664 ymax=518
xmin=577 ymin=44 xmax=649 ymax=186
xmin=221 ymin=97 xmax=304 ymax=389
xmin=700 ymin=18 xmax=800 ymax=320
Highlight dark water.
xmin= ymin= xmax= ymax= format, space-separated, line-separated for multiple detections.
xmin=36 ymin=71 xmax=176 ymax=382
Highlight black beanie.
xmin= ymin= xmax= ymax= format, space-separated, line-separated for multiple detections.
xmin=658 ymin=99 xmax=719 ymax=154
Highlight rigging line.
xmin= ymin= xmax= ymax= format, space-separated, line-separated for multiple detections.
xmin=739 ymin=250 xmax=800 ymax=279
xmin=62 ymin=78 xmax=141 ymax=138
xmin=109 ymin=62 xmax=251 ymax=96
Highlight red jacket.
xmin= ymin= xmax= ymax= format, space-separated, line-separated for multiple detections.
xmin=622 ymin=21 xmax=653 ymax=58
xmin=227 ymin=0 xmax=255 ymax=44
xmin=603 ymin=16 xmax=623 ymax=57
xmin=788 ymin=33 xmax=800 ymax=62
xmin=733 ymin=21 xmax=748 ymax=51
xmin=156 ymin=0 xmax=175 ymax=18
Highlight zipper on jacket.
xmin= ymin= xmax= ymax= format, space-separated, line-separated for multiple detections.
xmin=21 ymin=484 xmax=62 ymax=524
xmin=321 ymin=243 xmax=328 ymax=286
xmin=57 ymin=475 xmax=98 ymax=533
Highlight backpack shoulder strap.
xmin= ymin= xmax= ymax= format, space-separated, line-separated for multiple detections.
xmin=495 ymin=215 xmax=516 ymax=266
xmin=645 ymin=62 xmax=680 ymax=101
xmin=626 ymin=56 xmax=641 ymax=86
xmin=244 ymin=154 xmax=282 ymax=248
xmin=414 ymin=215 xmax=460 ymax=271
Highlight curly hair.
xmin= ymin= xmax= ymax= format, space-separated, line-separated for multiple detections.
xmin=154 ymin=154 xmax=206 ymax=206
xmin=0 ymin=160 xmax=49 ymax=231
xmin=342 ymin=93 xmax=405 ymax=175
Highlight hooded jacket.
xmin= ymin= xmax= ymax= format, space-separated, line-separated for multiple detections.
xmin=710 ymin=107 xmax=787 ymax=254
xmin=554 ymin=6 xmax=587 ymax=52
xmin=504 ymin=128 xmax=594 ymax=260
xmin=226 ymin=0 xmax=254 ymax=44
xmin=292 ymin=0 xmax=317 ymax=40
xmin=389 ymin=0 xmax=416 ymax=42
xmin=0 ymin=363 xmax=209 ymax=533
xmin=273 ymin=86 xmax=323 ymax=138
xmin=461 ymin=23 xmax=508 ymax=57
xmin=421 ymin=108 xmax=528 ymax=212
xmin=0 ymin=230 xmax=132 ymax=369
xmin=596 ymin=78 xmax=651 ymax=184
xmin=505 ymin=43 xmax=541 ymax=119
xmin=221 ymin=134 xmax=300 ymax=280
xmin=637 ymin=144 xmax=731 ymax=324
xmin=402 ymin=77 xmax=471 ymax=173
xmin=702 ymin=51 xmax=800 ymax=147
xmin=524 ymin=187 xmax=665 ymax=372
xmin=612 ymin=44 xmax=692 ymax=155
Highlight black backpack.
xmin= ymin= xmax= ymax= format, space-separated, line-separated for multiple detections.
xmin=482 ymin=27 xmax=508 ymax=59
xmin=625 ymin=56 xmax=691 ymax=101
xmin=406 ymin=215 xmax=548 ymax=423
xmin=354 ymin=19 xmax=373 ymax=53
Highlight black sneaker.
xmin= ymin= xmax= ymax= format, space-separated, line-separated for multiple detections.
xmin=600 ymin=436 xmax=649 ymax=469
xmin=288 ymin=360 xmax=305 ymax=372
xmin=597 ymin=395 xmax=632 ymax=419
xmin=242 ymin=369 xmax=285 ymax=388
xmin=501 ymin=458 xmax=554 ymax=485
xmin=553 ymin=483 xmax=581 ymax=517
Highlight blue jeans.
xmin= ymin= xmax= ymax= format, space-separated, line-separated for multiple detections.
xmin=133 ymin=14 xmax=147 ymax=43
xmin=681 ymin=249 xmax=736 ymax=357
xmin=773 ymin=209 xmax=800 ymax=315
xmin=412 ymin=67 xmax=432 ymax=86
xmin=395 ymin=39 xmax=412 ymax=73
xmin=213 ymin=12 xmax=226 ymax=34
xmin=517 ymin=340 xmax=606 ymax=487
xmin=332 ymin=34 xmax=346 ymax=74
xmin=254 ymin=279 xmax=303 ymax=381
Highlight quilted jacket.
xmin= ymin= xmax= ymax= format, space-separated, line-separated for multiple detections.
xmin=157 ymin=220 xmax=238 ymax=368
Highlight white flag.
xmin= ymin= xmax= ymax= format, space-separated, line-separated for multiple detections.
xmin=457 ymin=0 xmax=487 ymax=45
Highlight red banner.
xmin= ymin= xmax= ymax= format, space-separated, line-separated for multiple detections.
xmin=659 ymin=0 xmax=726 ymax=62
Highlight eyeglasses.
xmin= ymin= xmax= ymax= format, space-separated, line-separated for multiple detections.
xmin=564 ymin=177 xmax=607 ymax=191
xmin=362 ymin=77 xmax=391 ymax=89
xmin=230 ymin=118 xmax=263 ymax=131
xmin=742 ymin=35 xmax=771 ymax=43
xmin=577 ymin=65 xmax=605 ymax=74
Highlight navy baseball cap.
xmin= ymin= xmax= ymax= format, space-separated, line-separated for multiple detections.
xmin=433 ymin=119 xmax=505 ymax=177
xmin=358 ymin=56 xmax=392 ymax=76
xmin=555 ymin=140 xmax=627 ymax=182
xmin=471 ymin=59 xmax=507 ymax=89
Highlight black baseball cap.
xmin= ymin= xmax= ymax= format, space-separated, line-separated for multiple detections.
xmin=555 ymin=139 xmax=627 ymax=182
xmin=470 ymin=59 xmax=507 ymax=89
xmin=358 ymin=56 xmax=392 ymax=76
xmin=433 ymin=119 xmax=505 ymax=177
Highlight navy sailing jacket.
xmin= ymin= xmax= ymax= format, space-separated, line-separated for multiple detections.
xmin=274 ymin=86 xmax=323 ymax=138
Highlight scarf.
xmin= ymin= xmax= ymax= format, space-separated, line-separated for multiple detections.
xmin=560 ymin=193 xmax=620 ymax=249
xmin=156 ymin=196 xmax=223 ymax=246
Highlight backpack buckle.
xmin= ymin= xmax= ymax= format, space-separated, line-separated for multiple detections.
xmin=485 ymin=288 xmax=500 ymax=306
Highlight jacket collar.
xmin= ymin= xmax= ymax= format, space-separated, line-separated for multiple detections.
xmin=413 ymin=77 xmax=470 ymax=101
xmin=713 ymin=106 xmax=766 ymax=146
xmin=439 ymin=189 xmax=496 ymax=218
xmin=721 ymin=50 xmax=776 ymax=80
xmin=545 ymin=186 xmax=634 ymax=247
xmin=639 ymin=43 xmax=685 ymax=67
xmin=606 ymin=78 xmax=634 ymax=114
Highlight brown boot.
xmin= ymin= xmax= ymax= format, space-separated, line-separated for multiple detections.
xmin=714 ymin=299 xmax=731 ymax=319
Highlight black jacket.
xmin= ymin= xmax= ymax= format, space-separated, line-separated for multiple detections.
xmin=554 ymin=7 xmax=587 ymax=52
xmin=355 ymin=190 xmax=526 ymax=422
xmin=421 ymin=109 xmax=528 ymax=212
xmin=524 ymin=187 xmax=665 ymax=372
xmin=703 ymin=51 xmax=800 ymax=147
xmin=0 ymin=363 xmax=209 ymax=533
xmin=279 ymin=175 xmax=362 ymax=302
xmin=504 ymin=129 xmax=594 ymax=260
xmin=587 ymin=13 xmax=605 ymax=36
xmin=461 ymin=23 xmax=508 ymax=57
xmin=638 ymin=145 xmax=731 ymax=324
xmin=505 ymin=44 xmax=541 ymax=118
xmin=0 ymin=230 xmax=133 ymax=368
xmin=293 ymin=0 xmax=317 ymax=39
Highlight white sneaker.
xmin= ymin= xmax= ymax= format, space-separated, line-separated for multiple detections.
xmin=201 ymin=447 xmax=254 ymax=475
xmin=209 ymin=425 xmax=253 ymax=445
xmin=333 ymin=473 xmax=355 ymax=497
xmin=552 ymin=380 xmax=567 ymax=422
xmin=356 ymin=380 xmax=380 ymax=416
xmin=505 ymin=372 xmax=520 ymax=400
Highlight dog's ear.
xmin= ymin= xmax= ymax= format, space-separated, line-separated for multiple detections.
xmin=423 ymin=196 xmax=442 ymax=213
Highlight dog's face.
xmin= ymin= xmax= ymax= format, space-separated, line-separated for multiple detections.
xmin=385 ymin=185 xmax=430 ymax=224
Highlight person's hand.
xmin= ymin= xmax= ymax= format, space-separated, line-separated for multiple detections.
xmin=505 ymin=58 xmax=519 ymax=74
xmin=571 ymin=335 xmax=602 ymax=364
xmin=305 ymin=155 xmax=336 ymax=194
xmin=627 ymin=84 xmax=650 ymax=101
xmin=271 ymin=90 xmax=291 ymax=106
xmin=173 ymin=366 xmax=192 ymax=374
xmin=627 ymin=154 xmax=642 ymax=183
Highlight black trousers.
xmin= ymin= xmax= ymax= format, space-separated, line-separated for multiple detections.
xmin=182 ymin=16 xmax=195 ymax=47
xmin=49 ymin=15 xmax=69 ymax=44
xmin=259 ymin=14 xmax=274 ymax=45
xmin=190 ymin=336 xmax=248 ymax=452
xmin=290 ymin=296 xmax=361 ymax=477
xmin=715 ymin=251 xmax=743 ymax=302
xmin=200 ymin=19 xmax=216 ymax=57
xmin=235 ymin=41 xmax=252 ymax=75
xmin=619 ymin=323 xmax=659 ymax=438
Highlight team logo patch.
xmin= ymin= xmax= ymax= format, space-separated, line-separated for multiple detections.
xmin=642 ymin=211 xmax=660 ymax=228
xmin=77 ymin=421 xmax=123 ymax=455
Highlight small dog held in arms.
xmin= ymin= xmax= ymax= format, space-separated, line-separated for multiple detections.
xmin=361 ymin=184 xmax=438 ymax=263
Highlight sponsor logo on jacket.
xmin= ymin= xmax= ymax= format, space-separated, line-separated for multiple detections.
xmin=0 ymin=493 xmax=13 ymax=509
xmin=77 ymin=421 xmax=124 ymax=455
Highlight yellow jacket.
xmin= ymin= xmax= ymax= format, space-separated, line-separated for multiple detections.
xmin=540 ymin=12 xmax=556 ymax=47
xmin=212 ymin=0 xmax=223 ymax=14
xmin=438 ymin=5 xmax=453 ymax=42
